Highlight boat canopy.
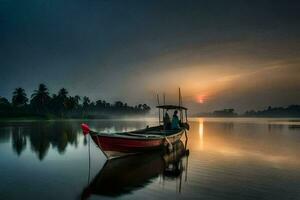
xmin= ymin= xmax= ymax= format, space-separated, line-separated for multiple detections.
xmin=156 ymin=105 xmax=187 ymax=110
xmin=156 ymin=89 xmax=188 ymax=125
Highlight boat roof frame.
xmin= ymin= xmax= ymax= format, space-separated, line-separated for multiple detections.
xmin=156 ymin=105 xmax=188 ymax=110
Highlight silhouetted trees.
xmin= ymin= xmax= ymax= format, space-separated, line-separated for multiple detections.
xmin=12 ymin=87 xmax=28 ymax=107
xmin=31 ymin=84 xmax=51 ymax=113
xmin=213 ymin=109 xmax=237 ymax=117
xmin=0 ymin=97 xmax=10 ymax=111
xmin=244 ymin=105 xmax=300 ymax=117
xmin=82 ymin=96 xmax=91 ymax=109
xmin=197 ymin=105 xmax=300 ymax=117
xmin=0 ymin=84 xmax=151 ymax=119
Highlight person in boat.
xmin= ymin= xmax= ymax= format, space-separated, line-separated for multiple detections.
xmin=163 ymin=111 xmax=171 ymax=130
xmin=171 ymin=110 xmax=180 ymax=129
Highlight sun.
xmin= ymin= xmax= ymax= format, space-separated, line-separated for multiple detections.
xmin=196 ymin=94 xmax=206 ymax=104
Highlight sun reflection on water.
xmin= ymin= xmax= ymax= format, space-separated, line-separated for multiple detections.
xmin=199 ymin=118 xmax=204 ymax=150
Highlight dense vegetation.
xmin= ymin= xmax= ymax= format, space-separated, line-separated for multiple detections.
xmin=198 ymin=105 xmax=300 ymax=117
xmin=244 ymin=105 xmax=300 ymax=117
xmin=0 ymin=84 xmax=151 ymax=119
xmin=213 ymin=109 xmax=238 ymax=117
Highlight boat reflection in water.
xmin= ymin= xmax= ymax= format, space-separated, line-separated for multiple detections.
xmin=81 ymin=140 xmax=189 ymax=199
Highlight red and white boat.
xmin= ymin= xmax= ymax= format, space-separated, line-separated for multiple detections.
xmin=81 ymin=104 xmax=189 ymax=160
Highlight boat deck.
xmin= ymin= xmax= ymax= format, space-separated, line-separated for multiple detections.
xmin=130 ymin=125 xmax=182 ymax=136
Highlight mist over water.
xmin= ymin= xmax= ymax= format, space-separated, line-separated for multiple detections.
xmin=0 ymin=118 xmax=300 ymax=199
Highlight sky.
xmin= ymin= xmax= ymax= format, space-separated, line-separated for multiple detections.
xmin=1 ymin=0 xmax=300 ymax=113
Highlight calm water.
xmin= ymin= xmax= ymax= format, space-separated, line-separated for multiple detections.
xmin=0 ymin=118 xmax=300 ymax=200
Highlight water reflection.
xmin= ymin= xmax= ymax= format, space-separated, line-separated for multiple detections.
xmin=8 ymin=122 xmax=78 ymax=160
xmin=1 ymin=119 xmax=299 ymax=165
xmin=0 ymin=119 xmax=300 ymax=200
xmin=0 ymin=120 xmax=151 ymax=161
xmin=198 ymin=118 xmax=204 ymax=150
xmin=11 ymin=127 xmax=27 ymax=156
xmin=0 ymin=127 xmax=10 ymax=143
xmin=81 ymin=141 xmax=189 ymax=199
xmin=189 ymin=118 xmax=300 ymax=166
xmin=288 ymin=124 xmax=300 ymax=129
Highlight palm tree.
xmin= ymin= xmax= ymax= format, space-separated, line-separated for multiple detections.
xmin=12 ymin=87 xmax=28 ymax=107
xmin=74 ymin=95 xmax=81 ymax=106
xmin=48 ymin=88 xmax=69 ymax=117
xmin=57 ymin=88 xmax=69 ymax=117
xmin=115 ymin=101 xmax=124 ymax=108
xmin=58 ymin=88 xmax=68 ymax=99
xmin=82 ymin=96 xmax=91 ymax=118
xmin=96 ymin=100 xmax=104 ymax=110
xmin=65 ymin=96 xmax=81 ymax=110
xmin=30 ymin=84 xmax=51 ymax=113
xmin=82 ymin=96 xmax=90 ymax=107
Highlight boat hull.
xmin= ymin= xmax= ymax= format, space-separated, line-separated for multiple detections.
xmin=90 ymin=129 xmax=185 ymax=159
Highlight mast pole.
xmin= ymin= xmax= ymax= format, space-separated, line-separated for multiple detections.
xmin=179 ymin=88 xmax=183 ymax=122
xmin=178 ymin=88 xmax=181 ymax=107
xmin=157 ymin=94 xmax=161 ymax=125
xmin=163 ymin=93 xmax=166 ymax=118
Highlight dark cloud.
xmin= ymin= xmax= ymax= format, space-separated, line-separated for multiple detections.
xmin=0 ymin=0 xmax=300 ymax=111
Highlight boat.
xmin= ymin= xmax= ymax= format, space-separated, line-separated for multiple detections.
xmin=81 ymin=140 xmax=189 ymax=199
xmin=81 ymin=90 xmax=189 ymax=159
xmin=81 ymin=105 xmax=189 ymax=159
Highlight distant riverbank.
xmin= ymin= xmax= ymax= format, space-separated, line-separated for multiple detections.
xmin=195 ymin=105 xmax=300 ymax=118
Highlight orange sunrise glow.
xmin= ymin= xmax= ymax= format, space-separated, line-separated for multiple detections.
xmin=197 ymin=94 xmax=206 ymax=104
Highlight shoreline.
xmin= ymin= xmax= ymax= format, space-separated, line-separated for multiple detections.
xmin=1 ymin=116 xmax=300 ymax=122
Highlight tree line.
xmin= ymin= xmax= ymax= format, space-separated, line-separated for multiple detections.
xmin=243 ymin=105 xmax=300 ymax=117
xmin=197 ymin=105 xmax=300 ymax=117
xmin=0 ymin=84 xmax=151 ymax=119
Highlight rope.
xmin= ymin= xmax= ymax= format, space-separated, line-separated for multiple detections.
xmin=87 ymin=135 xmax=91 ymax=185
xmin=165 ymin=136 xmax=173 ymax=151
